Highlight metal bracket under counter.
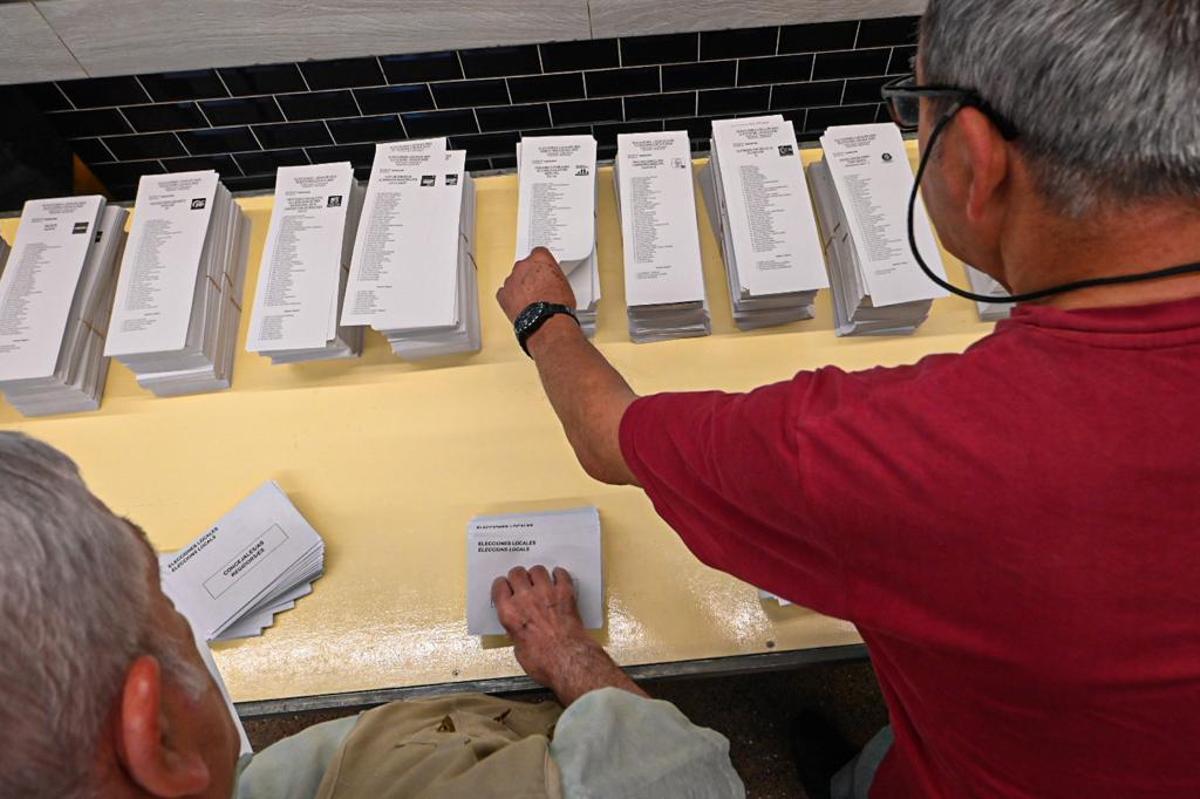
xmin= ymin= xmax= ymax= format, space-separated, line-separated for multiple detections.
xmin=235 ymin=644 xmax=870 ymax=717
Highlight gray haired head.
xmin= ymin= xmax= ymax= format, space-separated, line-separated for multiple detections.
xmin=0 ymin=432 xmax=201 ymax=798
xmin=921 ymin=0 xmax=1200 ymax=216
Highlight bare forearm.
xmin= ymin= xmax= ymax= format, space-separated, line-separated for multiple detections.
xmin=527 ymin=316 xmax=640 ymax=485
xmin=543 ymin=636 xmax=650 ymax=707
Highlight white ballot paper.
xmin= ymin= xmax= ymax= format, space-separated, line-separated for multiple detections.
xmin=0 ymin=196 xmax=103 ymax=381
xmin=614 ymin=130 xmax=710 ymax=343
xmin=0 ymin=198 xmax=128 ymax=416
xmin=515 ymin=136 xmax=600 ymax=335
xmin=105 ymin=170 xmax=248 ymax=395
xmin=247 ymin=162 xmax=366 ymax=362
xmin=467 ymin=507 xmax=602 ymax=636
xmin=171 ymin=596 xmax=253 ymax=756
xmin=757 ymin=588 xmax=793 ymax=607
xmin=160 ymin=481 xmax=325 ymax=643
xmin=807 ymin=123 xmax=947 ymax=336
xmin=342 ymin=139 xmax=481 ymax=359
xmin=701 ymin=115 xmax=828 ymax=330
xmin=964 ymin=265 xmax=1012 ymax=321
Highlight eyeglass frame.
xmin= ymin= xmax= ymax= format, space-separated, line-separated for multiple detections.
xmin=881 ymin=74 xmax=1020 ymax=141
xmin=881 ymin=74 xmax=1200 ymax=305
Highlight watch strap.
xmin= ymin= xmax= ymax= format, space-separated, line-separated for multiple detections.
xmin=515 ymin=302 xmax=579 ymax=357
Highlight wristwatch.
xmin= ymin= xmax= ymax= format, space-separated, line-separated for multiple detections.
xmin=514 ymin=301 xmax=579 ymax=357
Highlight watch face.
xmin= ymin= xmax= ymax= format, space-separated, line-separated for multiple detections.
xmin=516 ymin=302 xmax=548 ymax=334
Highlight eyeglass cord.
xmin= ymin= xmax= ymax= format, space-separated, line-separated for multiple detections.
xmin=906 ymin=106 xmax=1200 ymax=305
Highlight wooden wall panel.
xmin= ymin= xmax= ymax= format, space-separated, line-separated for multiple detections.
xmin=0 ymin=1 xmax=85 ymax=84
xmin=31 ymin=0 xmax=591 ymax=78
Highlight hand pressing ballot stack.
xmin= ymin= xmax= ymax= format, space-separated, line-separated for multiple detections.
xmin=964 ymin=265 xmax=1012 ymax=321
xmin=160 ymin=481 xmax=324 ymax=642
xmin=341 ymin=138 xmax=481 ymax=360
xmin=246 ymin=163 xmax=366 ymax=363
xmin=806 ymin=124 xmax=948 ymax=336
xmin=515 ymin=135 xmax=600 ymax=336
xmin=700 ymin=115 xmax=828 ymax=330
xmin=0 ymin=197 xmax=128 ymax=416
xmin=467 ymin=507 xmax=602 ymax=636
xmin=614 ymin=131 xmax=710 ymax=342
xmin=105 ymin=171 xmax=249 ymax=395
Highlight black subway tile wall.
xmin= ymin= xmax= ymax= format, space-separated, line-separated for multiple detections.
xmin=586 ymin=66 xmax=660 ymax=98
xmin=355 ymin=85 xmax=435 ymax=114
xmin=13 ymin=16 xmax=919 ymax=199
xmin=122 ymin=102 xmax=208 ymax=133
xmin=138 ymin=70 xmax=227 ymax=102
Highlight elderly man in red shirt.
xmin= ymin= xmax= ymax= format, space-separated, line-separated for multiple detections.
xmin=496 ymin=1 xmax=1200 ymax=797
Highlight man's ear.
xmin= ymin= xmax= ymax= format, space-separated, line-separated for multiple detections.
xmin=954 ymin=106 xmax=1011 ymax=227
xmin=116 ymin=655 xmax=211 ymax=797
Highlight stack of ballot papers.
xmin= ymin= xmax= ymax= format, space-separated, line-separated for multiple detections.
xmin=0 ymin=196 xmax=128 ymax=416
xmin=806 ymin=123 xmax=948 ymax=336
xmin=341 ymin=138 xmax=481 ymax=360
xmin=964 ymin=265 xmax=1012 ymax=321
xmin=467 ymin=506 xmax=602 ymax=636
xmin=515 ymin=135 xmax=601 ymax=336
xmin=246 ymin=162 xmax=366 ymax=363
xmin=160 ymin=481 xmax=325 ymax=642
xmin=179 ymin=614 xmax=253 ymax=755
xmin=614 ymin=131 xmax=710 ymax=342
xmin=105 ymin=170 xmax=249 ymax=395
xmin=700 ymin=115 xmax=828 ymax=330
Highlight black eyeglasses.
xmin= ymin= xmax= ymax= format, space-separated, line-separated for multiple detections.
xmin=881 ymin=75 xmax=1019 ymax=140
xmin=883 ymin=72 xmax=1200 ymax=305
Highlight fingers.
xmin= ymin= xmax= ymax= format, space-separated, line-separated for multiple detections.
xmin=528 ymin=565 xmax=552 ymax=587
xmin=511 ymin=247 xmax=562 ymax=278
xmin=491 ymin=576 xmax=513 ymax=607
xmin=551 ymin=567 xmax=576 ymax=597
xmin=507 ymin=566 xmax=533 ymax=590
xmin=529 ymin=247 xmax=562 ymax=269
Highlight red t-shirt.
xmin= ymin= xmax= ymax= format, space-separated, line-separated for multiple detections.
xmin=619 ymin=296 xmax=1200 ymax=799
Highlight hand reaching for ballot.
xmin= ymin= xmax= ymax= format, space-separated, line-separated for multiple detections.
xmin=492 ymin=565 xmax=647 ymax=706
xmin=496 ymin=247 xmax=577 ymax=324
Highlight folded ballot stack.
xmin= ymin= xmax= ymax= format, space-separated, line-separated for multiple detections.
xmin=964 ymin=265 xmax=1012 ymax=321
xmin=701 ymin=115 xmax=828 ymax=330
xmin=342 ymin=138 xmax=481 ymax=360
xmin=516 ymin=135 xmax=600 ymax=336
xmin=614 ymin=131 xmax=710 ymax=342
xmin=160 ymin=481 xmax=325 ymax=643
xmin=467 ymin=506 xmax=603 ymax=636
xmin=105 ymin=171 xmax=248 ymax=395
xmin=806 ymin=124 xmax=948 ymax=336
xmin=0 ymin=197 xmax=128 ymax=416
xmin=247 ymin=163 xmax=366 ymax=363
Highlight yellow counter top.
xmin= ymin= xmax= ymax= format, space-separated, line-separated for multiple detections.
xmin=0 ymin=146 xmax=994 ymax=704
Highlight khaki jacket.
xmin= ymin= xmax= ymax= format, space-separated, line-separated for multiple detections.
xmin=314 ymin=693 xmax=565 ymax=799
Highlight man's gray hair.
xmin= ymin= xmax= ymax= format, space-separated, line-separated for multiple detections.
xmin=0 ymin=432 xmax=202 ymax=798
xmin=921 ymin=0 xmax=1200 ymax=215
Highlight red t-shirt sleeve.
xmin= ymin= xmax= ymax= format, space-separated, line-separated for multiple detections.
xmin=619 ymin=373 xmax=837 ymax=617
xmin=618 ymin=361 xmax=951 ymax=620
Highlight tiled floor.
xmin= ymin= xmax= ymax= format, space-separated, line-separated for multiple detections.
xmin=243 ymin=656 xmax=888 ymax=798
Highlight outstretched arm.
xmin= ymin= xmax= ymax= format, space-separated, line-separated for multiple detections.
xmin=497 ymin=248 xmax=640 ymax=486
